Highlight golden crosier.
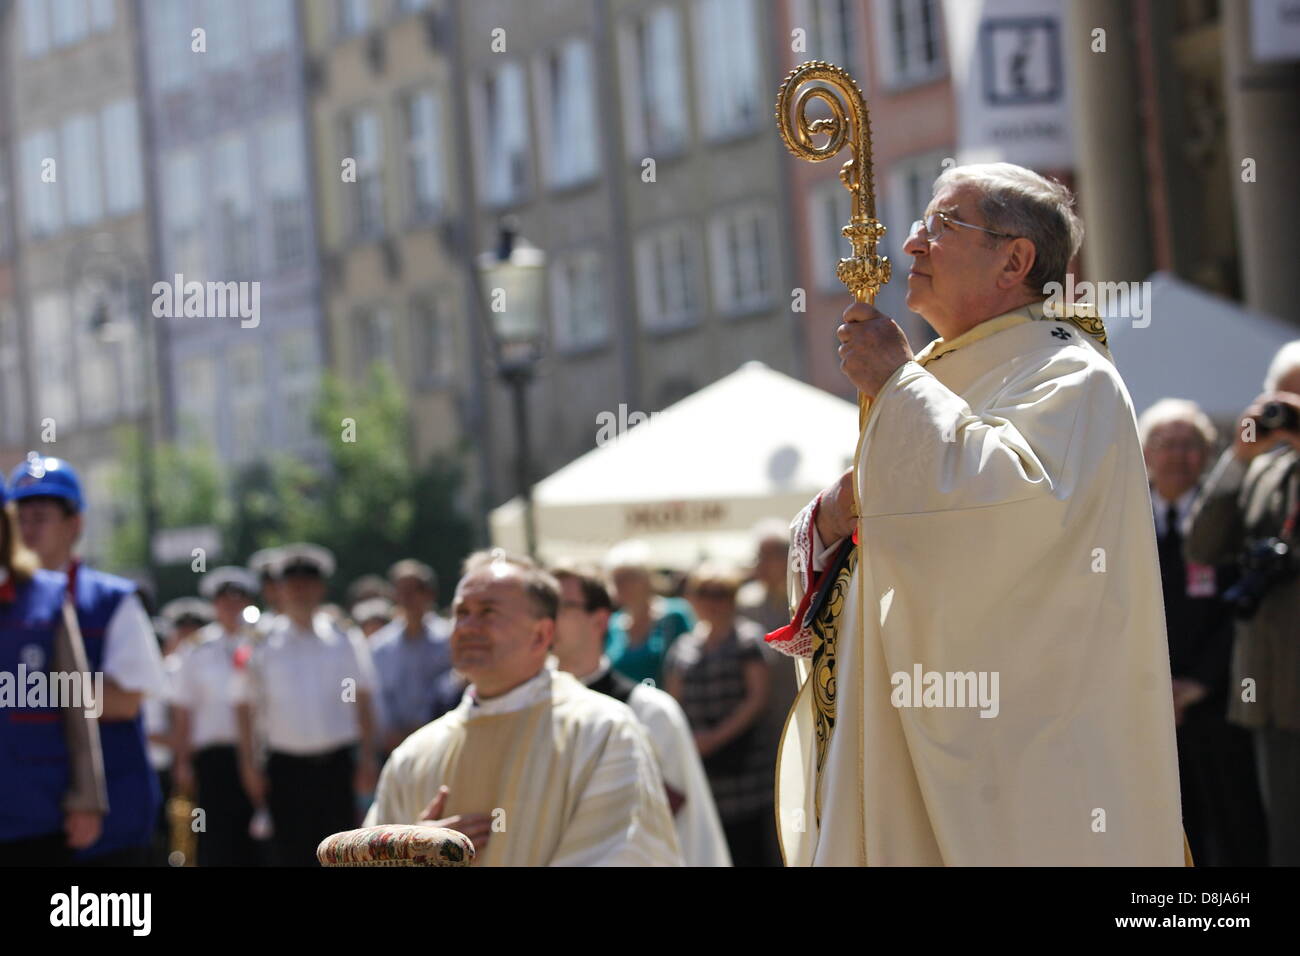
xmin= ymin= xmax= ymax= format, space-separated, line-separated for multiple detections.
xmin=775 ymin=61 xmax=891 ymax=308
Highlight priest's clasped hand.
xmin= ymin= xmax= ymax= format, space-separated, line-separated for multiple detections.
xmin=836 ymin=302 xmax=914 ymax=398
xmin=419 ymin=785 xmax=493 ymax=860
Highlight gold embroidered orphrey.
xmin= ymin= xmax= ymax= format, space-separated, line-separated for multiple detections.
xmin=775 ymin=61 xmax=888 ymax=813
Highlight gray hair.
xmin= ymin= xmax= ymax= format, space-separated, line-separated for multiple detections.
xmin=1264 ymin=340 xmax=1300 ymax=392
xmin=1137 ymin=398 xmax=1217 ymax=449
xmin=932 ymin=162 xmax=1083 ymax=293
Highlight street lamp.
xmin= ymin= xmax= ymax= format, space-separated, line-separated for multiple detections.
xmin=476 ymin=219 xmax=546 ymax=559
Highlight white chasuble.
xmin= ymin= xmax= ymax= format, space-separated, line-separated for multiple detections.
xmin=776 ymin=306 xmax=1186 ymax=866
xmin=366 ymin=667 xmax=683 ymax=866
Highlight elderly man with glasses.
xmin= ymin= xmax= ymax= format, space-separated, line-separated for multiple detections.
xmin=768 ymin=162 xmax=1188 ymax=866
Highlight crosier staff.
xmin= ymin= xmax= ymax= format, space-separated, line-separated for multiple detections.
xmin=773 ymin=61 xmax=890 ymax=829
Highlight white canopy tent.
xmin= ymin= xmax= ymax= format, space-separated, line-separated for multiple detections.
xmin=490 ymin=362 xmax=859 ymax=568
xmin=1105 ymin=271 xmax=1299 ymax=423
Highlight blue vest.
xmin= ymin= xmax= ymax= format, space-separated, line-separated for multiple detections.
xmin=72 ymin=565 xmax=161 ymax=860
xmin=0 ymin=570 xmax=72 ymax=842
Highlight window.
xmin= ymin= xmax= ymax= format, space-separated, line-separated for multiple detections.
xmin=877 ymin=0 xmax=944 ymax=88
xmin=250 ymin=0 xmax=293 ymax=54
xmin=21 ymin=0 xmax=50 ymax=56
xmin=151 ymin=0 xmax=197 ymax=91
xmin=355 ymin=305 xmax=394 ymax=371
xmin=261 ymin=115 xmax=308 ymax=270
xmin=101 ymin=99 xmax=144 ymax=215
xmin=693 ymin=0 xmax=761 ymax=140
xmin=176 ymin=356 xmax=218 ymax=449
xmin=792 ymin=0 xmax=856 ymax=72
xmin=0 ymin=308 xmax=24 ymax=443
xmin=550 ymin=249 xmax=608 ymax=350
xmin=213 ymin=133 xmax=255 ymax=276
xmin=60 ymin=114 xmax=103 ymax=227
xmin=398 ymin=0 xmax=430 ymax=13
xmin=635 ymin=224 xmax=699 ymax=331
xmin=809 ymin=178 xmax=853 ymax=292
xmin=709 ymin=205 xmax=774 ymax=313
xmin=404 ymin=89 xmax=445 ymax=222
xmin=337 ymin=0 xmax=370 ymax=38
xmin=479 ymin=62 xmax=530 ymax=206
xmin=32 ymin=294 xmax=76 ymax=428
xmin=622 ymin=5 xmax=688 ymax=158
xmin=163 ymin=148 xmax=205 ymax=278
xmin=542 ymin=39 xmax=599 ymax=188
xmin=279 ymin=331 xmax=318 ymax=447
xmin=52 ymin=0 xmax=89 ymax=47
xmin=229 ymin=346 xmax=264 ymax=461
xmin=77 ymin=294 xmax=118 ymax=424
xmin=203 ymin=0 xmax=245 ymax=70
xmin=23 ymin=0 xmax=113 ymax=56
xmin=409 ymin=293 xmax=454 ymax=384
xmin=345 ymin=108 xmax=385 ymax=240
xmin=20 ymin=130 xmax=62 ymax=239
xmin=886 ymin=149 xmax=951 ymax=261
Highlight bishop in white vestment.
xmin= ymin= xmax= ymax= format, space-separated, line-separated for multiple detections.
xmin=771 ymin=164 xmax=1187 ymax=866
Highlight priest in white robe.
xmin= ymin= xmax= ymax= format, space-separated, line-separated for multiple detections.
xmin=550 ymin=565 xmax=732 ymax=866
xmin=365 ymin=552 xmax=682 ymax=866
xmin=769 ymin=163 xmax=1188 ymax=866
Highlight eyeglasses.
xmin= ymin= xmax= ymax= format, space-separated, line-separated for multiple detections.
xmin=910 ymin=211 xmax=1018 ymax=243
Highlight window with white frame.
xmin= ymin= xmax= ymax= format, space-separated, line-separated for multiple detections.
xmin=101 ymin=99 xmax=143 ymax=215
xmin=150 ymin=0 xmax=197 ymax=91
xmin=479 ymin=62 xmax=530 ymax=206
xmin=32 ymin=293 xmax=77 ymax=428
xmin=409 ymin=292 xmax=454 ymax=384
xmin=792 ymin=0 xmax=856 ymax=72
xmin=163 ymin=147 xmax=205 ymax=279
xmin=635 ymin=223 xmax=699 ymax=331
xmin=20 ymin=129 xmax=62 ymax=239
xmin=345 ymin=107 xmax=385 ymax=240
xmin=809 ymin=177 xmax=852 ymax=292
xmin=278 ymin=331 xmax=318 ymax=447
xmin=886 ymin=148 xmax=951 ymax=261
xmin=21 ymin=0 xmax=50 ymax=56
xmin=176 ymin=355 xmax=218 ymax=449
xmin=0 ymin=307 xmax=24 ymax=443
xmin=620 ymin=5 xmax=688 ymax=159
xmin=876 ymin=0 xmax=944 ymax=88
xmin=229 ymin=345 xmax=263 ymax=460
xmin=550 ymin=249 xmax=608 ymax=350
xmin=337 ymin=0 xmax=370 ymax=38
xmin=709 ymin=205 xmax=775 ymax=314
xmin=261 ymin=115 xmax=308 ymax=271
xmin=213 ymin=132 xmax=255 ymax=276
xmin=51 ymin=0 xmax=90 ymax=47
xmin=693 ymin=0 xmax=762 ymax=140
xmin=404 ymin=89 xmax=446 ymax=222
xmin=250 ymin=0 xmax=293 ymax=54
xmin=355 ymin=304 xmax=394 ymax=372
xmin=203 ymin=0 xmax=244 ymax=70
xmin=542 ymin=38 xmax=599 ymax=189
xmin=60 ymin=113 xmax=102 ymax=227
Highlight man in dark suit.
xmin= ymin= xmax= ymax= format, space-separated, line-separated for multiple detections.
xmin=1141 ymin=399 xmax=1268 ymax=866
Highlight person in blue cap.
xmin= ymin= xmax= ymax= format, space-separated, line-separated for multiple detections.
xmin=0 ymin=469 xmax=108 ymax=865
xmin=9 ymin=453 xmax=166 ymax=866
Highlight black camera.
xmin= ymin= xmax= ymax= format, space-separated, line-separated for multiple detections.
xmin=1224 ymin=537 xmax=1296 ymax=620
xmin=1258 ymin=401 xmax=1300 ymax=435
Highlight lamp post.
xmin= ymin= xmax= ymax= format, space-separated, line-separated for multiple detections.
xmin=65 ymin=234 xmax=160 ymax=587
xmin=476 ymin=219 xmax=546 ymax=559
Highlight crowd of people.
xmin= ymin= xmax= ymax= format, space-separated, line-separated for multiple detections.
xmin=1 ymin=335 xmax=1298 ymax=867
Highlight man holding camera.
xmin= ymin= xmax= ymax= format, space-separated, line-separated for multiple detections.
xmin=1187 ymin=341 xmax=1300 ymax=866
